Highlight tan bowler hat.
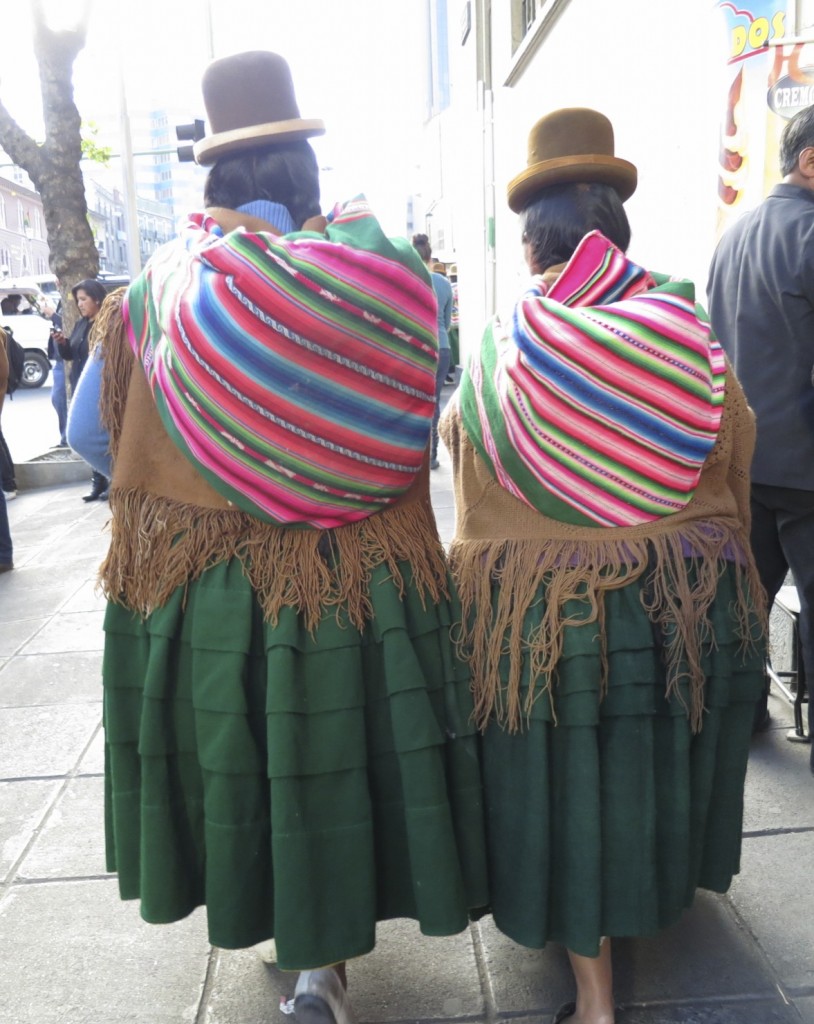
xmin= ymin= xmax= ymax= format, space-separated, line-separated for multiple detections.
xmin=193 ymin=51 xmax=325 ymax=166
xmin=507 ymin=107 xmax=637 ymax=213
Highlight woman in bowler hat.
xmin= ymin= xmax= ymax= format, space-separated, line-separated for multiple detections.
xmin=440 ymin=108 xmax=767 ymax=1023
xmin=68 ymin=50 xmax=487 ymax=1024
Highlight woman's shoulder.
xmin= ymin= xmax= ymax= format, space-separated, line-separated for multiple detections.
xmin=431 ymin=271 xmax=452 ymax=294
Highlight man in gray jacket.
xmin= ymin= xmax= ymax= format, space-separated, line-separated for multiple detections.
xmin=708 ymin=105 xmax=814 ymax=769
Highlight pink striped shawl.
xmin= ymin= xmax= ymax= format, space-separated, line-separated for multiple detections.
xmin=123 ymin=198 xmax=438 ymax=529
xmin=459 ymin=232 xmax=727 ymax=528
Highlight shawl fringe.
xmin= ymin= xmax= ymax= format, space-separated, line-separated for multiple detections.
xmin=448 ymin=519 xmax=767 ymax=734
xmin=99 ymin=488 xmax=448 ymax=632
xmin=96 ymin=287 xmax=131 ymax=459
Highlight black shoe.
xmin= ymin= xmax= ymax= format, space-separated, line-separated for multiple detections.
xmin=82 ymin=472 xmax=109 ymax=502
xmin=430 ymin=459 xmax=440 ymax=470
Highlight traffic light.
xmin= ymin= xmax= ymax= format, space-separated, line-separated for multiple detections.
xmin=175 ymin=119 xmax=206 ymax=162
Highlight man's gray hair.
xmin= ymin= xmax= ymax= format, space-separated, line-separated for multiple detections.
xmin=780 ymin=105 xmax=814 ymax=176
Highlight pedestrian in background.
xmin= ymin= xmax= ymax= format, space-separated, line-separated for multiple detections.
xmin=0 ymin=328 xmax=13 ymax=571
xmin=42 ymin=297 xmax=68 ymax=448
xmin=54 ymin=279 xmax=109 ymax=502
xmin=68 ymin=50 xmax=487 ymax=1024
xmin=441 ymin=107 xmax=767 ymax=1024
xmin=412 ymin=233 xmax=452 ymax=469
xmin=708 ymin=104 xmax=814 ymax=765
xmin=446 ymin=267 xmax=460 ymax=384
xmin=0 ymin=327 xmax=17 ymax=502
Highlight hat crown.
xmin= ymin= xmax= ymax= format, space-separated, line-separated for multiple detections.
xmin=506 ymin=106 xmax=637 ymax=213
xmin=527 ymin=108 xmax=616 ymax=165
xmin=193 ymin=50 xmax=325 ymax=165
xmin=202 ymin=51 xmax=301 ymax=135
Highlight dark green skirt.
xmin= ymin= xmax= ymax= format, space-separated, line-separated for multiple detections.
xmin=480 ymin=562 xmax=765 ymax=957
xmin=102 ymin=557 xmax=488 ymax=970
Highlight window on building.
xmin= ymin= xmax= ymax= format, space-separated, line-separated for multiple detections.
xmin=34 ymin=210 xmax=42 ymax=238
xmin=521 ymin=0 xmax=538 ymax=33
xmin=511 ymin=0 xmax=567 ymax=54
xmin=0 ymin=195 xmax=5 ymax=228
xmin=426 ymin=0 xmax=451 ymax=119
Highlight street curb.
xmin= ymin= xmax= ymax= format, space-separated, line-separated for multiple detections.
xmin=13 ymin=451 xmax=87 ymax=489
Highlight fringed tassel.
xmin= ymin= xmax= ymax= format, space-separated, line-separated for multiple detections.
xmin=448 ymin=521 xmax=766 ymax=735
xmin=100 ymin=489 xmax=448 ymax=632
xmin=95 ymin=288 xmax=132 ymax=459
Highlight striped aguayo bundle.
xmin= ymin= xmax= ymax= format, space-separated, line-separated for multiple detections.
xmin=123 ymin=197 xmax=438 ymax=529
xmin=460 ymin=231 xmax=727 ymax=528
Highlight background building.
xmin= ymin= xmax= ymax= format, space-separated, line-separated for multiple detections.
xmin=0 ymin=162 xmax=50 ymax=282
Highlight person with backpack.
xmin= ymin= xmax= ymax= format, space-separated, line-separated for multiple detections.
xmin=0 ymin=329 xmax=14 ymax=567
xmin=0 ymin=326 xmax=20 ymax=500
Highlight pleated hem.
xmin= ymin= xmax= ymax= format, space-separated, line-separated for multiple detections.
xmin=102 ymin=555 xmax=488 ymax=967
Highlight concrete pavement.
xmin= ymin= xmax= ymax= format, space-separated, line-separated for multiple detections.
xmin=1 ymin=443 xmax=813 ymax=1024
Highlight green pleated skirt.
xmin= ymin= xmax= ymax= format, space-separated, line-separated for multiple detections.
xmin=102 ymin=556 xmax=489 ymax=970
xmin=479 ymin=561 xmax=765 ymax=958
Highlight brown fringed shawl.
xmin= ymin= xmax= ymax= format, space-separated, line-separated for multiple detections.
xmin=439 ymin=368 xmax=767 ymax=734
xmin=96 ymin=292 xmax=448 ymax=632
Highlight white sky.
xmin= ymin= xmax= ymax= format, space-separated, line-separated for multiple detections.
xmin=0 ymin=0 xmax=427 ymax=234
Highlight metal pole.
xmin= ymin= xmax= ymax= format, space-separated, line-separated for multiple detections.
xmin=119 ymin=72 xmax=142 ymax=279
xmin=204 ymin=0 xmax=216 ymax=60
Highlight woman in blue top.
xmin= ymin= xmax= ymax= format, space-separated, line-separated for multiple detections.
xmin=413 ymin=234 xmax=452 ymax=468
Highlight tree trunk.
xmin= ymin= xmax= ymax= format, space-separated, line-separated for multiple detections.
xmin=0 ymin=1 xmax=98 ymax=332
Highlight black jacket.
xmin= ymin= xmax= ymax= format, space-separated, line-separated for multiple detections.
xmin=708 ymin=184 xmax=814 ymax=490
xmin=67 ymin=317 xmax=93 ymax=391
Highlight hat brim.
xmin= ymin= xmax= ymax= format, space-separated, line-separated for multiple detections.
xmin=193 ymin=118 xmax=326 ymax=165
xmin=507 ymin=154 xmax=637 ymax=213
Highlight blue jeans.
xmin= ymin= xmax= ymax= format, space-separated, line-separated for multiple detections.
xmin=432 ymin=347 xmax=451 ymax=462
xmin=51 ymin=360 xmax=68 ymax=445
xmin=0 ymin=489 xmax=12 ymax=565
xmin=0 ymin=426 xmax=14 ymax=492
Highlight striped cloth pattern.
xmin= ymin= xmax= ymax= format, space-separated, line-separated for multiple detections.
xmin=124 ymin=197 xmax=438 ymax=529
xmin=460 ymin=231 xmax=727 ymax=528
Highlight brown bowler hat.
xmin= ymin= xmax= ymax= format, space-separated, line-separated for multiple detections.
xmin=193 ymin=51 xmax=325 ymax=166
xmin=507 ymin=108 xmax=637 ymax=213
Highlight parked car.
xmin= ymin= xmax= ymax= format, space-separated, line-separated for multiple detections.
xmin=3 ymin=274 xmax=60 ymax=299
xmin=0 ymin=283 xmax=52 ymax=388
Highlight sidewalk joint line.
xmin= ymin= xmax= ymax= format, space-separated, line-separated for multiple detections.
xmin=469 ymin=921 xmax=498 ymax=1024
xmin=742 ymin=825 xmax=814 ymax=838
xmin=14 ymin=873 xmax=114 ymax=885
xmin=0 ymin=719 xmax=103 ymax=896
xmin=194 ymin=946 xmax=221 ymax=1024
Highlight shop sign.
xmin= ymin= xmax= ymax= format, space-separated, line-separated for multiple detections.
xmin=768 ymin=70 xmax=814 ymax=117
